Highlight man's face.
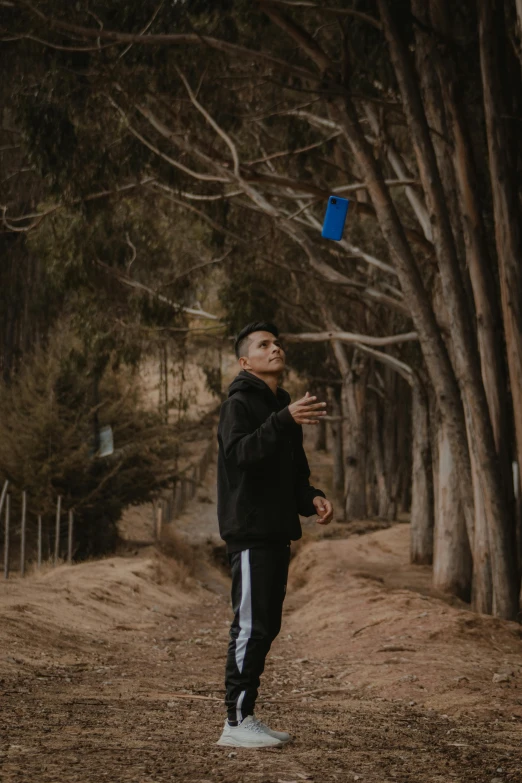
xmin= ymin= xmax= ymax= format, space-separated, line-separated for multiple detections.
xmin=239 ymin=331 xmax=286 ymax=374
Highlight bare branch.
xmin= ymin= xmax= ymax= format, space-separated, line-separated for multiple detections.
xmin=1 ymin=177 xmax=156 ymax=233
xmin=13 ymin=33 xmax=120 ymax=52
xmin=352 ymin=342 xmax=413 ymax=385
xmin=281 ymin=109 xmax=341 ymax=131
xmin=244 ymin=131 xmax=341 ymax=165
xmin=176 ymin=68 xmax=240 ymax=177
xmin=159 ymin=250 xmax=233 ymax=287
xmin=364 ymin=103 xmax=432 ymax=241
xmin=118 ymin=2 xmax=163 ymax=60
xmin=257 ymin=0 xmax=336 ymax=73
xmin=124 ymin=232 xmax=137 ymax=272
xmin=108 ymin=97 xmax=229 ymax=183
xmin=15 ymin=4 xmax=320 ymax=83
xmin=282 ymin=329 xmax=417 ymax=347
xmin=149 ymin=182 xmax=246 ymax=242
xmin=94 ymin=259 xmax=220 ymax=321
xmin=113 ymin=318 xmax=224 ymax=335
xmin=295 ymin=207 xmax=398 ymax=277
xmin=263 ymin=0 xmax=383 ymax=29
xmin=336 ymin=178 xmax=420 ymax=194
xmin=261 ymin=255 xmax=408 ymax=315
xmin=177 ymin=190 xmax=243 ymax=202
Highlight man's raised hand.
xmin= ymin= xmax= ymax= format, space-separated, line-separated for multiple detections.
xmin=288 ymin=391 xmax=327 ymax=426
xmin=313 ymin=496 xmax=334 ymax=525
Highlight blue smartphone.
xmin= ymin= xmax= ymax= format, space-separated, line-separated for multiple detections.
xmin=321 ymin=195 xmax=349 ymax=241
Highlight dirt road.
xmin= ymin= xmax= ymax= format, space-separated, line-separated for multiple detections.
xmin=1 ymin=516 xmax=522 ymax=783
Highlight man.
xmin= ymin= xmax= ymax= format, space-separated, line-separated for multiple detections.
xmin=216 ymin=321 xmax=333 ymax=748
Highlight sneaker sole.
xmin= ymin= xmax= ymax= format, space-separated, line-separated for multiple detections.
xmin=216 ymin=736 xmax=283 ymax=748
xmin=269 ymin=735 xmax=292 ymax=743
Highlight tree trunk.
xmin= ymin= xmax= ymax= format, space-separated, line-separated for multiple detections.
xmin=410 ymin=381 xmax=434 ymax=565
xmin=257 ymin=0 xmax=476 ymax=593
xmin=369 ymin=396 xmax=391 ymax=519
xmin=332 ymin=95 xmax=476 ymax=575
xmin=479 ymin=0 xmax=522 ymax=601
xmin=378 ymin=0 xmax=519 ymax=619
xmin=469 ymin=438 xmax=493 ymax=613
xmin=328 ymin=385 xmax=345 ymax=500
xmin=412 ymin=0 xmax=465 ymax=265
xmin=363 ymin=103 xmax=432 ymax=241
xmin=383 ymin=369 xmax=407 ymax=521
xmin=516 ymin=0 xmax=522 ymax=72
xmin=433 ymin=421 xmax=472 ymax=600
xmin=314 ymin=410 xmax=327 ymax=451
xmin=342 ymin=356 xmax=368 ymax=520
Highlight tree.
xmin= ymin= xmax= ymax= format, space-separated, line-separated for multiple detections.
xmin=2 ymin=0 xmax=521 ymax=617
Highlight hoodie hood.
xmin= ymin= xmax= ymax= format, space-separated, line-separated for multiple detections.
xmin=228 ymin=370 xmax=290 ymax=407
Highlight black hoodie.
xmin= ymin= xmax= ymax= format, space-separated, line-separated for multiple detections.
xmin=217 ymin=370 xmax=325 ymax=552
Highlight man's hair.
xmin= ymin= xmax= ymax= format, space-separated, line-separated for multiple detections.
xmin=234 ymin=321 xmax=279 ymax=359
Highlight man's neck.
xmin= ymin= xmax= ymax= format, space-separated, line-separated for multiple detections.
xmin=245 ymin=369 xmax=280 ymax=395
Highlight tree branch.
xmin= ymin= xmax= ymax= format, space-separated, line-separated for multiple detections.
xmin=175 ymin=68 xmax=240 ymax=177
xmin=93 ymin=259 xmax=220 ymax=321
xmin=15 ymin=3 xmax=320 ymax=83
xmin=1 ymin=177 xmax=156 ymax=233
xmin=263 ymin=1 xmax=383 ymax=29
xmin=256 ymin=0 xmax=336 ymax=73
xmin=148 ymin=182 xmax=246 ymax=242
xmin=108 ymin=97 xmax=228 ymax=183
xmin=352 ymin=342 xmax=413 ymax=385
xmin=282 ymin=329 xmax=417 ymax=347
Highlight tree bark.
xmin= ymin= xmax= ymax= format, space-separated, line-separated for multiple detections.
xmin=410 ymin=380 xmax=434 ymax=564
xmin=314 ymin=415 xmax=327 ymax=451
xmin=427 ymin=0 xmax=514 ymax=611
xmin=516 ymin=0 xmax=522 ymax=72
xmin=369 ymin=395 xmax=391 ymax=519
xmin=479 ymin=0 xmax=522 ymax=600
xmin=331 ymin=95 xmax=476 ymax=573
xmin=432 ymin=420 xmax=472 ymax=600
xmin=328 ymin=385 xmax=344 ymax=501
xmin=342 ymin=355 xmax=369 ymax=520
xmin=378 ymin=0 xmax=518 ymax=619
xmin=412 ymin=0 xmax=465 ymax=265
xmin=430 ymin=0 xmax=509 ymax=458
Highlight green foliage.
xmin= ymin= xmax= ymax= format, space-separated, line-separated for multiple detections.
xmin=219 ymin=259 xmax=279 ymax=336
xmin=0 ymin=325 xmax=178 ymax=557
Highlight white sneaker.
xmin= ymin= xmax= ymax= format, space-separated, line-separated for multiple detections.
xmin=252 ymin=715 xmax=292 ymax=743
xmin=216 ymin=715 xmax=284 ymax=748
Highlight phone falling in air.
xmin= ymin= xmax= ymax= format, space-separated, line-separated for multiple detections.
xmin=321 ymin=195 xmax=350 ymax=241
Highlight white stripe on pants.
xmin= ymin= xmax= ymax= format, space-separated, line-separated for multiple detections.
xmin=235 ymin=550 xmax=252 ymax=674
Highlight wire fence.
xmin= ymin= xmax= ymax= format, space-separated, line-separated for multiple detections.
xmin=0 ymin=482 xmax=75 ymax=579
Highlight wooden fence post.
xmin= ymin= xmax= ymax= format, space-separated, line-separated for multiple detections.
xmin=37 ymin=514 xmax=42 ymax=569
xmin=20 ymin=490 xmax=27 ymax=577
xmin=68 ymin=510 xmax=74 ymax=565
xmin=4 ymin=494 xmax=10 ymax=580
xmin=54 ymin=495 xmax=62 ymax=564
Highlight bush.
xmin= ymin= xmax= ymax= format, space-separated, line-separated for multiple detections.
xmin=0 ymin=325 xmax=178 ymax=558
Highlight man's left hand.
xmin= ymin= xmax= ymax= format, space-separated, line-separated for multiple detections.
xmin=313 ymin=496 xmax=333 ymax=525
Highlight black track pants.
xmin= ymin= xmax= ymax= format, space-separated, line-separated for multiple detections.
xmin=225 ymin=545 xmax=290 ymax=723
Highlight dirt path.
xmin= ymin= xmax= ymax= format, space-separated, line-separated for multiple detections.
xmin=2 ymin=430 xmax=522 ymax=783
xmin=1 ymin=518 xmax=522 ymax=783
